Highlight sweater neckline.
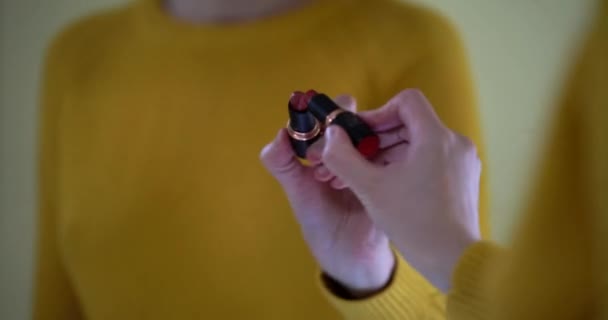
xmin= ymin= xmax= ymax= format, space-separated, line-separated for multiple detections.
xmin=132 ymin=0 xmax=355 ymax=48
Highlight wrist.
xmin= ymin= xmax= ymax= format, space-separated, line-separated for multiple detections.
xmin=324 ymin=247 xmax=396 ymax=299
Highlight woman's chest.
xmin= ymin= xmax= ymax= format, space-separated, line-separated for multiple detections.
xmin=54 ymin=56 xmax=372 ymax=262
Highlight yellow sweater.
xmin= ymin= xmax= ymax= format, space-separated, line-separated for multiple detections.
xmin=448 ymin=1 xmax=607 ymax=319
xmin=33 ymin=0 xmax=488 ymax=319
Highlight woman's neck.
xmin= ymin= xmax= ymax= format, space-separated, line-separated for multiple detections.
xmin=165 ymin=0 xmax=313 ymax=24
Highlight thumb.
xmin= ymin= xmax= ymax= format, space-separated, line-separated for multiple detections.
xmin=322 ymin=126 xmax=380 ymax=195
xmin=333 ymin=94 xmax=357 ymax=112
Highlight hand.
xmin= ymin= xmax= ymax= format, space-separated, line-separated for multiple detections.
xmin=320 ymin=89 xmax=482 ymax=292
xmin=260 ymin=96 xmax=394 ymax=297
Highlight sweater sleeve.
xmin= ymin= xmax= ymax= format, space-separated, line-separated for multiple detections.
xmin=321 ymin=253 xmax=446 ymax=319
xmin=320 ymin=8 xmax=488 ymax=319
xmin=32 ymin=29 xmax=83 ymax=320
xmin=447 ymin=241 xmax=504 ymax=319
xmin=447 ymin=79 xmax=601 ymax=320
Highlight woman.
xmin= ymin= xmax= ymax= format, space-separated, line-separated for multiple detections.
xmin=34 ymin=0 xmax=488 ymax=319
xmin=262 ymin=0 xmax=606 ymax=318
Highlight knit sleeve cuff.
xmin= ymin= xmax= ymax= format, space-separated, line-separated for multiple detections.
xmin=447 ymin=241 xmax=504 ymax=319
xmin=319 ymin=252 xmax=446 ymax=320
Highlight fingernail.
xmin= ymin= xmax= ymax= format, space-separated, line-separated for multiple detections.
xmin=307 ymin=152 xmax=320 ymax=163
xmin=314 ymin=165 xmax=333 ymax=181
xmin=331 ymin=178 xmax=346 ymax=190
xmin=317 ymin=166 xmax=329 ymax=176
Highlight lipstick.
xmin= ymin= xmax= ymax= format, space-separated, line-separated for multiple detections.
xmin=303 ymin=90 xmax=380 ymax=158
xmin=286 ymin=91 xmax=322 ymax=158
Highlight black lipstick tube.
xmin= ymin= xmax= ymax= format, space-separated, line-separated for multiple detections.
xmin=307 ymin=93 xmax=380 ymax=158
xmin=286 ymin=107 xmax=322 ymax=158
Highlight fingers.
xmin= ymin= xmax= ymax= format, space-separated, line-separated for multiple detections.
xmin=392 ymin=89 xmax=446 ymax=141
xmin=334 ymin=94 xmax=357 ymax=112
xmin=313 ymin=165 xmax=333 ymax=182
xmin=265 ymin=128 xmax=354 ymax=191
xmin=308 ymin=123 xmax=408 ymax=163
xmin=304 ymin=94 xmax=356 ymax=164
xmin=321 ymin=126 xmax=380 ymax=194
xmin=372 ymin=142 xmax=409 ymax=166
xmin=306 ymin=136 xmax=325 ymax=165
xmin=310 ymin=126 xmax=409 ymax=186
xmin=313 ymin=141 xmax=410 ymax=188
xmin=358 ymin=106 xmax=404 ymax=133
xmin=356 ymin=90 xmax=421 ymax=132
xmin=359 ymin=89 xmax=446 ymax=144
xmin=313 ymin=164 xmax=348 ymax=190
xmin=313 ymin=165 xmax=347 ymax=190
xmin=377 ymin=126 xmax=409 ymax=149
xmin=330 ymin=177 xmax=347 ymax=190
xmin=260 ymin=129 xmax=305 ymax=184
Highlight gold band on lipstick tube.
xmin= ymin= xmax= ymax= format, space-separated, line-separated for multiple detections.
xmin=324 ymin=109 xmax=346 ymax=127
xmin=286 ymin=119 xmax=322 ymax=141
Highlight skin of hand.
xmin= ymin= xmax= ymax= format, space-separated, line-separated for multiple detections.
xmin=314 ymin=89 xmax=482 ymax=293
xmin=260 ymin=96 xmax=395 ymax=297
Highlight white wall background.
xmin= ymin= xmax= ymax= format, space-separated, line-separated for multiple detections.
xmin=0 ymin=0 xmax=597 ymax=319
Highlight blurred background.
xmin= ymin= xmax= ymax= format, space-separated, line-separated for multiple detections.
xmin=0 ymin=0 xmax=597 ymax=318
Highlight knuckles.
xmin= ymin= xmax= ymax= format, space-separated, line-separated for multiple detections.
xmin=259 ymin=144 xmax=274 ymax=168
xmin=455 ymin=133 xmax=478 ymax=157
xmin=394 ymin=88 xmax=424 ymax=103
xmin=432 ymin=131 xmax=479 ymax=163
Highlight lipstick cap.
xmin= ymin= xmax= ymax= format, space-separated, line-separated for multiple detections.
xmin=307 ymin=93 xmax=338 ymax=122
